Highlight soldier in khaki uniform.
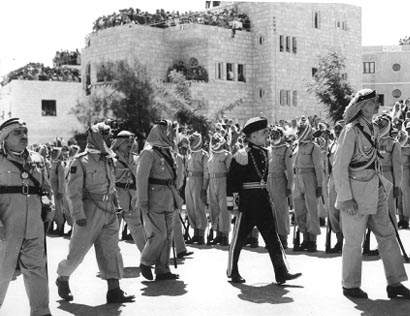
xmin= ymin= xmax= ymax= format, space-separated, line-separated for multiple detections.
xmin=56 ymin=122 xmax=134 ymax=303
xmin=207 ymin=133 xmax=232 ymax=246
xmin=327 ymin=121 xmax=345 ymax=253
xmin=185 ymin=132 xmax=209 ymax=245
xmin=137 ymin=120 xmax=182 ymax=281
xmin=0 ymin=118 xmax=52 ymax=316
xmin=267 ymin=127 xmax=293 ymax=249
xmin=399 ymin=123 xmax=410 ymax=229
xmin=112 ymin=130 xmax=146 ymax=252
xmin=334 ymin=88 xmax=409 ymax=299
xmin=292 ymin=117 xmax=323 ymax=252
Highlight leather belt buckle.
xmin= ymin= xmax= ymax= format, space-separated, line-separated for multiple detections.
xmin=22 ymin=184 xmax=29 ymax=195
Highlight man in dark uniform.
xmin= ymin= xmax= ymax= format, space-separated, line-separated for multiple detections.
xmin=226 ymin=116 xmax=301 ymax=284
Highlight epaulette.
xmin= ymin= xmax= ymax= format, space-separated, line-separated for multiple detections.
xmin=233 ymin=147 xmax=249 ymax=165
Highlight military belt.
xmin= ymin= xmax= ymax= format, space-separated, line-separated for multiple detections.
xmin=83 ymin=191 xmax=113 ymax=202
xmin=187 ymin=171 xmax=202 ymax=177
xmin=0 ymin=185 xmax=42 ymax=195
xmin=116 ymin=182 xmax=136 ymax=190
xmin=149 ymin=178 xmax=175 ymax=186
xmin=209 ymin=172 xmax=227 ymax=179
xmin=242 ymin=182 xmax=267 ymax=190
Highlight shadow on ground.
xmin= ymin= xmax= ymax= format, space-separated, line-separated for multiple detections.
xmin=231 ymin=282 xmax=299 ymax=304
xmin=57 ymin=300 xmax=123 ymax=316
xmin=346 ymin=297 xmax=410 ymax=316
xmin=140 ymin=280 xmax=187 ymax=297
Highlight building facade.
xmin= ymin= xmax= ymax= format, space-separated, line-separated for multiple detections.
xmin=362 ymin=45 xmax=410 ymax=108
xmin=82 ymin=1 xmax=362 ymax=122
xmin=0 ymin=80 xmax=83 ymax=144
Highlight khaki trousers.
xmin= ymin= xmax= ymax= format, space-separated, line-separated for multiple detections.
xmin=209 ymin=177 xmax=231 ymax=234
xmin=140 ymin=210 xmax=174 ymax=275
xmin=341 ymin=185 xmax=407 ymax=288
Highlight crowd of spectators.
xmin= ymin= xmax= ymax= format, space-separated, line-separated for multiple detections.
xmin=92 ymin=7 xmax=251 ymax=32
xmin=53 ymin=50 xmax=81 ymax=67
xmin=1 ymin=63 xmax=81 ymax=86
xmin=166 ymin=59 xmax=209 ymax=82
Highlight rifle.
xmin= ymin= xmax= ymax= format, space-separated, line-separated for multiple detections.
xmin=325 ymin=217 xmax=332 ymax=253
xmin=172 ymin=240 xmax=177 ymax=269
xmin=389 ymin=208 xmax=410 ymax=263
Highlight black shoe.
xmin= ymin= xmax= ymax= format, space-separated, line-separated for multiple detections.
xmin=276 ymin=271 xmax=302 ymax=285
xmin=197 ymin=236 xmax=205 ymax=245
xmin=56 ymin=278 xmax=73 ymax=301
xmin=402 ymin=221 xmax=409 ymax=229
xmin=387 ymin=284 xmax=410 ymax=299
xmin=398 ymin=220 xmax=405 ymax=229
xmin=343 ymin=287 xmax=368 ymax=299
xmin=307 ymin=241 xmax=317 ymax=253
xmin=106 ymin=288 xmax=135 ymax=303
xmin=211 ymin=235 xmax=222 ymax=245
xmin=140 ymin=264 xmax=153 ymax=280
xmin=207 ymin=229 xmax=214 ymax=245
xmin=65 ymin=229 xmax=72 ymax=237
xmin=363 ymin=249 xmax=379 ymax=256
xmin=229 ymin=273 xmax=246 ymax=283
xmin=177 ymin=250 xmax=194 ymax=259
xmin=329 ymin=241 xmax=343 ymax=254
xmin=297 ymin=240 xmax=309 ymax=251
xmin=155 ymin=272 xmax=179 ymax=281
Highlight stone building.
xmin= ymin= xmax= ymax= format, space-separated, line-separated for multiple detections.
xmin=362 ymin=45 xmax=410 ymax=108
xmin=82 ymin=1 xmax=362 ymax=122
xmin=0 ymin=80 xmax=82 ymax=144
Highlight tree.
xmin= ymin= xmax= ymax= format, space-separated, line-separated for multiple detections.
xmin=72 ymin=59 xmax=160 ymax=137
xmin=307 ymin=51 xmax=354 ymax=123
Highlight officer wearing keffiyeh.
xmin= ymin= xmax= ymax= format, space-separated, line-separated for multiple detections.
xmin=0 ymin=118 xmax=53 ymax=316
xmin=226 ymin=116 xmax=301 ymax=284
xmin=334 ymin=88 xmax=410 ymax=299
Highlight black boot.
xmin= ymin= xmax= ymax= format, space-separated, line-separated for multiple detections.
xmin=56 ymin=277 xmax=73 ymax=301
xmin=140 ymin=263 xmax=153 ymax=280
xmin=230 ymin=272 xmax=246 ymax=283
xmin=186 ymin=229 xmax=199 ymax=244
xmin=343 ymin=287 xmax=368 ymax=299
xmin=295 ymin=233 xmax=309 ymax=251
xmin=387 ymin=284 xmax=410 ymax=299
xmin=329 ymin=240 xmax=343 ymax=253
xmin=220 ymin=235 xmax=229 ymax=246
xmin=106 ymin=288 xmax=135 ymax=303
xmin=272 ymin=258 xmax=302 ymax=285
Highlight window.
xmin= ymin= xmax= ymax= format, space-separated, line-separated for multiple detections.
xmin=226 ymin=63 xmax=234 ymax=81
xmin=280 ymin=90 xmax=290 ymax=106
xmin=342 ymin=21 xmax=347 ymax=30
xmin=392 ymin=89 xmax=402 ymax=98
xmin=41 ymin=100 xmax=56 ymax=116
xmin=313 ymin=11 xmax=320 ymax=29
xmin=259 ymin=36 xmax=264 ymax=45
xmin=285 ymin=36 xmax=290 ymax=52
xmin=393 ymin=63 xmax=401 ymax=71
xmin=259 ymin=89 xmax=265 ymax=99
xmin=292 ymin=37 xmax=297 ymax=53
xmin=312 ymin=67 xmax=318 ymax=77
xmin=216 ymin=62 xmax=223 ymax=79
xmin=342 ymin=73 xmax=348 ymax=80
xmin=363 ymin=62 xmax=375 ymax=74
xmin=279 ymin=35 xmax=284 ymax=52
xmin=237 ymin=64 xmax=246 ymax=82
xmin=292 ymin=91 xmax=298 ymax=106
xmin=378 ymin=94 xmax=385 ymax=106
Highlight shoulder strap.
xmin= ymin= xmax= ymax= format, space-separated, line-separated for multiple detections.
xmin=8 ymin=159 xmax=42 ymax=189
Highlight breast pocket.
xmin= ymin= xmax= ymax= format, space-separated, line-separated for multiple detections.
xmin=86 ymin=169 xmax=106 ymax=185
xmin=0 ymin=170 xmax=21 ymax=186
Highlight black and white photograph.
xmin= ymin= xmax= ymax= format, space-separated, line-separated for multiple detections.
xmin=1 ymin=0 xmax=410 ymax=315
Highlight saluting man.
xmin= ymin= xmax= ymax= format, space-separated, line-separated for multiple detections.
xmin=112 ymin=130 xmax=146 ymax=252
xmin=334 ymin=89 xmax=410 ymax=299
xmin=56 ymin=122 xmax=134 ymax=303
xmin=226 ymin=116 xmax=301 ymax=284
xmin=0 ymin=118 xmax=53 ymax=316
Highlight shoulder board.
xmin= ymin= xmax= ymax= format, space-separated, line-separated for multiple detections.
xmin=233 ymin=147 xmax=249 ymax=166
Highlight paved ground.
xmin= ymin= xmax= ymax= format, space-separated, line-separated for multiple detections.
xmin=2 ymin=226 xmax=410 ymax=316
